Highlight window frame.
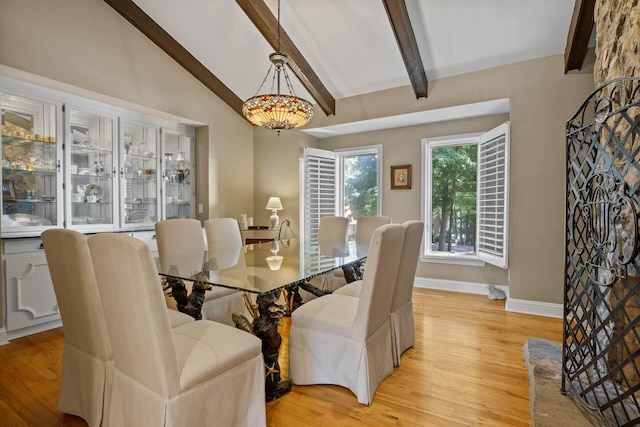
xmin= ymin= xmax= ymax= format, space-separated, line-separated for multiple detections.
xmin=421 ymin=123 xmax=510 ymax=268
xmin=421 ymin=133 xmax=484 ymax=266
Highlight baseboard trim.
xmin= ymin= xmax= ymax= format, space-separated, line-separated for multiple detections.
xmin=0 ymin=328 xmax=8 ymax=346
xmin=506 ymin=298 xmax=563 ymax=318
xmin=414 ymin=277 xmax=562 ymax=318
xmin=6 ymin=319 xmax=62 ymax=341
xmin=414 ymin=277 xmax=509 ymax=298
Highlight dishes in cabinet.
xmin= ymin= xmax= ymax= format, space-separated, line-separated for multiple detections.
xmin=84 ymin=184 xmax=104 ymax=200
xmin=2 ymin=213 xmax=53 ymax=227
xmin=127 ymin=209 xmax=148 ymax=223
xmin=124 ymin=197 xmax=142 ymax=205
xmin=41 ymin=195 xmax=56 ymax=202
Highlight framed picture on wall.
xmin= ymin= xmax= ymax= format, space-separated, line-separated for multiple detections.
xmin=391 ymin=164 xmax=411 ymax=189
xmin=2 ymin=180 xmax=16 ymax=201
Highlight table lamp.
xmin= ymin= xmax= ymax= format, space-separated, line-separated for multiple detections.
xmin=266 ymin=197 xmax=283 ymax=229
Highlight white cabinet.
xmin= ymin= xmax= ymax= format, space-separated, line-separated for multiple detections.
xmin=1 ymin=78 xmax=196 ymax=239
xmin=3 ymin=239 xmax=60 ymax=335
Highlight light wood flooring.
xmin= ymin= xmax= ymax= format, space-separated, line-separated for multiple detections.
xmin=0 ymin=288 xmax=562 ymax=426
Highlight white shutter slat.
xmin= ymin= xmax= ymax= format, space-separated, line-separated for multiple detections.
xmin=304 ymin=148 xmax=337 ymax=242
xmin=477 ymin=122 xmax=509 ymax=268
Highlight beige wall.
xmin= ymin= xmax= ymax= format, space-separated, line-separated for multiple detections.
xmin=255 ymin=53 xmax=596 ymax=304
xmin=0 ymin=0 xmax=255 ymax=328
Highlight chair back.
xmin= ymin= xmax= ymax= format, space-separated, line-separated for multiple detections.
xmin=391 ymin=221 xmax=424 ymax=313
xmin=204 ymin=218 xmax=243 ymax=249
xmin=391 ymin=221 xmax=424 ymax=312
xmin=353 ymin=224 xmax=404 ymax=337
xmin=155 ymin=218 xmax=205 ymax=256
xmin=355 ymin=216 xmax=392 ymax=246
xmin=41 ymin=229 xmax=112 ymax=359
xmin=318 ymin=216 xmax=349 ymax=241
xmin=88 ymin=233 xmax=180 ymax=398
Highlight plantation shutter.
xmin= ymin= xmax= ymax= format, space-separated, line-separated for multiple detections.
xmin=303 ymin=147 xmax=337 ymax=241
xmin=477 ymin=122 xmax=510 ymax=268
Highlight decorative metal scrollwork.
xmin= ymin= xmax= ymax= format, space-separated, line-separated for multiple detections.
xmin=574 ymin=172 xmax=638 ymax=286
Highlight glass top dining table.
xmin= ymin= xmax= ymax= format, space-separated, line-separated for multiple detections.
xmin=155 ymin=237 xmax=369 ymax=402
xmin=154 ymin=238 xmax=369 ymax=295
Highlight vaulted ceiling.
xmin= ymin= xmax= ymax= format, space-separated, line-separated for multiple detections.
xmin=109 ymin=0 xmax=592 ymax=121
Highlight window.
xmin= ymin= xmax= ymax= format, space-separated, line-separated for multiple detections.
xmin=336 ymin=146 xmax=382 ymax=238
xmin=422 ymin=122 xmax=509 ymax=268
xmin=302 ymin=145 xmax=382 ymax=241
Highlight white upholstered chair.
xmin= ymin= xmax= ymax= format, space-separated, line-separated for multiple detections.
xmin=333 ymin=215 xmax=392 ymax=287
xmin=289 ymin=224 xmax=405 ymax=404
xmin=334 ymin=220 xmax=424 ymax=366
xmin=317 ymin=215 xmax=349 ymax=241
xmin=41 ymin=229 xmax=194 ymax=427
xmin=354 ymin=216 xmax=393 ymax=246
xmin=88 ymin=233 xmax=266 ymax=426
xmin=156 ymin=218 xmax=244 ymax=325
xmin=204 ymin=217 xmax=243 ymax=249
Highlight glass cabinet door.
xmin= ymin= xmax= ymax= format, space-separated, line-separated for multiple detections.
xmin=120 ymin=119 xmax=159 ymax=228
xmin=65 ymin=107 xmax=117 ymax=229
xmin=162 ymin=129 xmax=194 ymax=220
xmin=1 ymin=93 xmax=62 ymax=235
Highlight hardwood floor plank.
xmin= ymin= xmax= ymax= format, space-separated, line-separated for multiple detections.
xmin=0 ymin=288 xmax=562 ymax=426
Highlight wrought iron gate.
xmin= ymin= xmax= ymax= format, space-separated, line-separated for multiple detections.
xmin=564 ymin=77 xmax=640 ymax=426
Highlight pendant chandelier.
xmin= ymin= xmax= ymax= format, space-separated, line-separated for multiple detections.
xmin=242 ymin=0 xmax=314 ymax=132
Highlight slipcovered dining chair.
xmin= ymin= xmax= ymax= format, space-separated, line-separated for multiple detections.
xmin=301 ymin=216 xmax=350 ymax=300
xmin=333 ymin=215 xmax=393 ymax=287
xmin=289 ymin=224 xmax=405 ymax=404
xmin=41 ymin=229 xmax=195 ymax=427
xmin=334 ymin=220 xmax=424 ymax=366
xmin=88 ymin=233 xmax=266 ymax=426
xmin=317 ymin=215 xmax=349 ymax=241
xmin=156 ymin=218 xmax=244 ymax=325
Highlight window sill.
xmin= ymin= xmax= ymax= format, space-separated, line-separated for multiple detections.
xmin=420 ymin=255 xmax=486 ymax=267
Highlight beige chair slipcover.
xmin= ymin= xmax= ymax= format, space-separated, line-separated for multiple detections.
xmin=289 ymin=224 xmax=404 ymax=404
xmin=334 ymin=221 xmax=424 ymax=366
xmin=156 ymin=218 xmax=245 ymax=325
xmin=88 ymin=233 xmax=266 ymax=426
xmin=333 ymin=215 xmax=392 ymax=287
xmin=303 ymin=216 xmax=350 ymax=296
xmin=317 ymin=215 xmax=349 ymax=241
xmin=41 ymin=229 xmax=195 ymax=427
xmin=354 ymin=216 xmax=393 ymax=246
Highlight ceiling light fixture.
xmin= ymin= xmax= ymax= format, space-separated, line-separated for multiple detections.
xmin=242 ymin=0 xmax=314 ymax=133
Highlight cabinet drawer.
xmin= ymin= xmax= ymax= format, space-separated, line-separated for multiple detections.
xmin=3 ymin=238 xmax=45 ymax=254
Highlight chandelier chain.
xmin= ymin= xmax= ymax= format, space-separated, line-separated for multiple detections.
xmin=251 ymin=63 xmax=274 ymax=97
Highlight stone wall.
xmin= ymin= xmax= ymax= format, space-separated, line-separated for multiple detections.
xmin=595 ymin=0 xmax=640 ymax=86
xmin=594 ymin=0 xmax=640 ymax=398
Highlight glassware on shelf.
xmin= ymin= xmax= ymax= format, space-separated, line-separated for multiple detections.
xmin=2 ymin=93 xmax=59 ymax=231
xmin=68 ymin=109 xmax=115 ymax=228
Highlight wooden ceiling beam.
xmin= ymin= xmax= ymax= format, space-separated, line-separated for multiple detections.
xmin=103 ymin=0 xmax=245 ymax=117
xmin=383 ymin=0 xmax=428 ymax=99
xmin=564 ymin=0 xmax=596 ymax=73
xmin=236 ymin=0 xmax=336 ymax=116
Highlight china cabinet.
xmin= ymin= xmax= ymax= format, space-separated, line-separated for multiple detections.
xmin=1 ymin=93 xmax=63 ymax=235
xmin=0 ymin=77 xmax=196 ymax=338
xmin=162 ymin=129 xmax=194 ymax=219
xmin=65 ymin=106 xmax=118 ymax=230
xmin=121 ymin=119 xmax=160 ymax=228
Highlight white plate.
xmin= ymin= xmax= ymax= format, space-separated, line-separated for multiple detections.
xmin=84 ymin=184 xmax=104 ymax=200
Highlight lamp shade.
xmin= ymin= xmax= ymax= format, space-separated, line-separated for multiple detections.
xmin=266 ymin=197 xmax=283 ymax=211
